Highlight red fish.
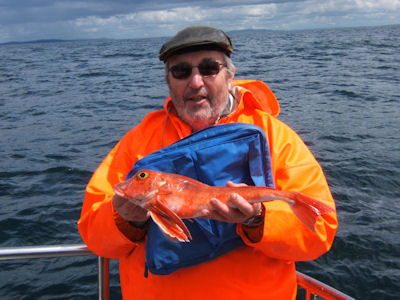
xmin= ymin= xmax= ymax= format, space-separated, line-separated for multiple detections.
xmin=114 ymin=169 xmax=335 ymax=242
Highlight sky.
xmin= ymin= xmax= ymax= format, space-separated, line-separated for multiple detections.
xmin=0 ymin=0 xmax=399 ymax=43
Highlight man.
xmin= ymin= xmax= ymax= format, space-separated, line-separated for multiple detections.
xmin=78 ymin=26 xmax=337 ymax=299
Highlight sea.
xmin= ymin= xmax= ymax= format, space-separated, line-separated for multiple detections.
xmin=1 ymin=24 xmax=399 ymax=299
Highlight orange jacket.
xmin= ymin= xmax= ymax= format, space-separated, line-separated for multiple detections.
xmin=78 ymin=80 xmax=337 ymax=300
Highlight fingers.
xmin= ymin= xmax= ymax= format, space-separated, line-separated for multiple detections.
xmin=208 ymin=194 xmax=260 ymax=223
xmin=112 ymin=194 xmax=128 ymax=210
xmin=226 ymin=180 xmax=247 ymax=188
xmin=112 ymin=194 xmax=150 ymax=223
xmin=209 ymin=198 xmax=241 ymax=222
xmin=229 ymin=193 xmax=256 ymax=216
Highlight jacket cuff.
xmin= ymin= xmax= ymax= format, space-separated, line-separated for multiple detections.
xmin=241 ymin=224 xmax=264 ymax=243
xmin=239 ymin=204 xmax=265 ymax=243
xmin=113 ymin=210 xmax=148 ymax=242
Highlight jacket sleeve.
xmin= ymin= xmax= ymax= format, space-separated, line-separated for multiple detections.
xmin=237 ymin=117 xmax=338 ymax=261
xmin=78 ymin=129 xmax=142 ymax=258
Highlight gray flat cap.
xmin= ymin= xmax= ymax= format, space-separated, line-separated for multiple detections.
xmin=159 ymin=26 xmax=233 ymax=62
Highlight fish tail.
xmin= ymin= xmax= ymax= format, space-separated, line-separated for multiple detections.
xmin=285 ymin=192 xmax=335 ymax=233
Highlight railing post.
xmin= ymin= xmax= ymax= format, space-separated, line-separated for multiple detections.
xmin=98 ymin=257 xmax=109 ymax=300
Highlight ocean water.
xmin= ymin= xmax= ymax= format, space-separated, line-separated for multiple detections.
xmin=1 ymin=25 xmax=399 ymax=299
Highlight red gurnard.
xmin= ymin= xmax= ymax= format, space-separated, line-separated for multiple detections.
xmin=114 ymin=169 xmax=335 ymax=242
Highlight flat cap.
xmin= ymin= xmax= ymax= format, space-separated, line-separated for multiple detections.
xmin=159 ymin=26 xmax=233 ymax=62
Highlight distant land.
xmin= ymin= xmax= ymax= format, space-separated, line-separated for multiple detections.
xmin=1 ymin=24 xmax=398 ymax=45
xmin=228 ymin=29 xmax=275 ymax=34
xmin=0 ymin=29 xmax=278 ymax=45
xmin=0 ymin=39 xmax=70 ymax=46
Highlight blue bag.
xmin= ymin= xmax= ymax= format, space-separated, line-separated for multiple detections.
xmin=127 ymin=123 xmax=274 ymax=275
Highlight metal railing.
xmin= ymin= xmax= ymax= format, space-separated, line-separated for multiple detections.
xmin=0 ymin=244 xmax=353 ymax=300
xmin=296 ymin=271 xmax=354 ymax=300
xmin=0 ymin=244 xmax=109 ymax=300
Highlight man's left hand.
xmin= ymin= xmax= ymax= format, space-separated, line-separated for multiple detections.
xmin=201 ymin=181 xmax=262 ymax=224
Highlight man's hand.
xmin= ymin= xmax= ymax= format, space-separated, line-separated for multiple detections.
xmin=201 ymin=181 xmax=262 ymax=224
xmin=113 ymin=194 xmax=150 ymax=226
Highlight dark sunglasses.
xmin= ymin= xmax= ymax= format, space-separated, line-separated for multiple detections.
xmin=168 ymin=60 xmax=227 ymax=80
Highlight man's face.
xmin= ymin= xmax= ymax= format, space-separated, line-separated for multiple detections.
xmin=166 ymin=50 xmax=235 ymax=132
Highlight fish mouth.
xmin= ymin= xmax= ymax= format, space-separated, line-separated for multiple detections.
xmin=113 ymin=186 xmax=126 ymax=198
xmin=114 ymin=188 xmax=158 ymax=206
xmin=136 ymin=190 xmax=158 ymax=202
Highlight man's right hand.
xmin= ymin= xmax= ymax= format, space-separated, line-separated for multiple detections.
xmin=112 ymin=194 xmax=150 ymax=227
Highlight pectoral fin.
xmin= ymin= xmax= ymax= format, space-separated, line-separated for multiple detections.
xmin=148 ymin=200 xmax=192 ymax=242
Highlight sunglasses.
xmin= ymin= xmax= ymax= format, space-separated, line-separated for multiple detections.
xmin=168 ymin=60 xmax=227 ymax=80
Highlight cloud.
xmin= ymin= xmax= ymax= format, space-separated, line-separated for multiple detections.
xmin=63 ymin=3 xmax=278 ymax=38
xmin=265 ymin=0 xmax=400 ymax=29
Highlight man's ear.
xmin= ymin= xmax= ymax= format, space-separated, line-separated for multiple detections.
xmin=227 ymin=64 xmax=236 ymax=90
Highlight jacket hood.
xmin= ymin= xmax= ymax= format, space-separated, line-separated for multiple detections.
xmin=233 ymin=79 xmax=280 ymax=117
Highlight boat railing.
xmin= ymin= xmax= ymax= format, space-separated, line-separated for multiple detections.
xmin=0 ymin=244 xmax=109 ymax=300
xmin=0 ymin=244 xmax=354 ymax=300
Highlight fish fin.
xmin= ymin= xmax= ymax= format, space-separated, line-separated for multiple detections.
xmin=286 ymin=192 xmax=335 ymax=233
xmin=148 ymin=201 xmax=192 ymax=242
xmin=150 ymin=212 xmax=189 ymax=242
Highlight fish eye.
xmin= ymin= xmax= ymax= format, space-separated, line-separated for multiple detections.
xmin=137 ymin=171 xmax=149 ymax=180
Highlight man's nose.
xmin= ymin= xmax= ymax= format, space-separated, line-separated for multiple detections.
xmin=188 ymin=68 xmax=205 ymax=89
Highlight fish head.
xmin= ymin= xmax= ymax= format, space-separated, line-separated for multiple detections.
xmin=113 ymin=169 xmax=168 ymax=208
